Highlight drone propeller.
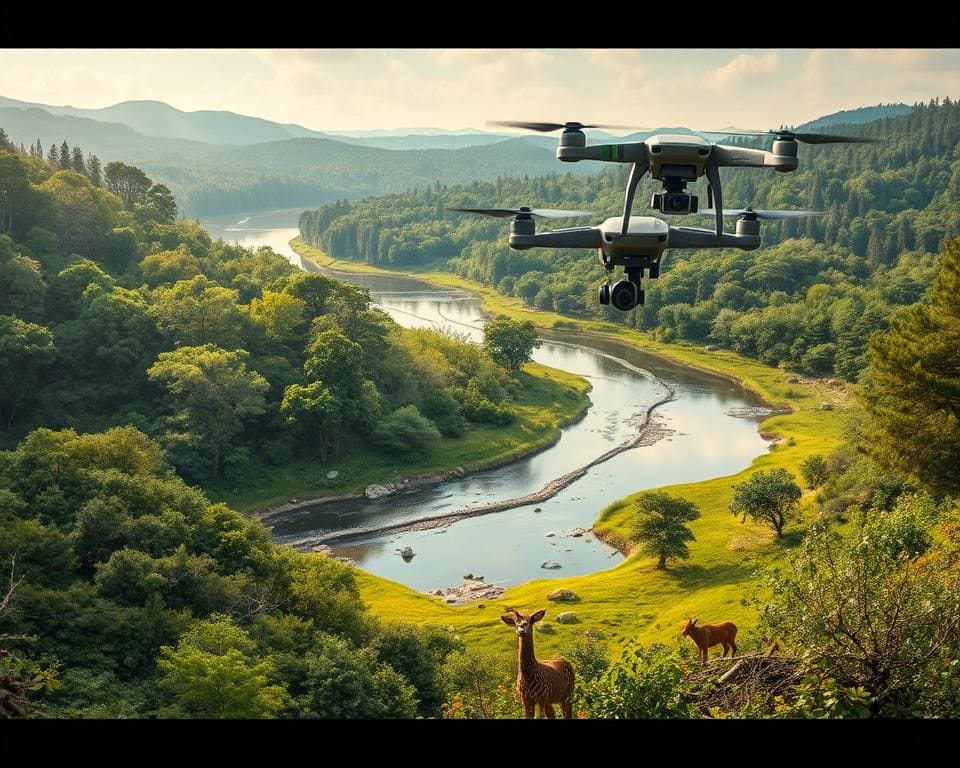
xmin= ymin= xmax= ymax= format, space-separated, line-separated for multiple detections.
xmin=699 ymin=129 xmax=876 ymax=145
xmin=488 ymin=120 xmax=643 ymax=133
xmin=449 ymin=206 xmax=594 ymax=219
xmin=698 ymin=208 xmax=823 ymax=220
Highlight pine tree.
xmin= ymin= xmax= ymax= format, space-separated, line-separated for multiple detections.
xmin=71 ymin=146 xmax=85 ymax=174
xmin=861 ymin=238 xmax=960 ymax=495
xmin=60 ymin=140 xmax=70 ymax=169
xmin=47 ymin=143 xmax=58 ymax=166
xmin=87 ymin=154 xmax=103 ymax=187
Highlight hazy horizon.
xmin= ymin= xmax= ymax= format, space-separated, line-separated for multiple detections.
xmin=1 ymin=49 xmax=958 ymax=134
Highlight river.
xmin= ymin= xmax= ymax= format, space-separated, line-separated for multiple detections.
xmin=204 ymin=209 xmax=770 ymax=594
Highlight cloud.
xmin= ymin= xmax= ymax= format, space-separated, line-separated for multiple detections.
xmin=701 ymin=51 xmax=779 ymax=94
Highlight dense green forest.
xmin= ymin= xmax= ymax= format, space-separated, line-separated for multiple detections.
xmin=0 ymin=134 xmax=550 ymax=486
xmin=0 ymin=132 xmax=583 ymax=718
xmin=301 ymin=99 xmax=960 ymax=381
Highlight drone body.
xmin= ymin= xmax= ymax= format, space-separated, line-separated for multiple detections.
xmin=453 ymin=120 xmax=873 ymax=311
xmin=503 ymin=209 xmax=762 ymax=311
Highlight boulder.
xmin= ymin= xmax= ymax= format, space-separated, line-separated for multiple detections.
xmin=463 ymin=573 xmax=474 ymax=580
xmin=545 ymin=532 xmax=556 ymax=538
xmin=365 ymin=483 xmax=392 ymax=499
xmin=326 ymin=470 xmax=339 ymax=479
xmin=787 ymin=376 xmax=800 ymax=384
xmin=541 ymin=561 xmax=562 ymax=570
xmin=534 ymin=507 xmax=543 ymax=513
xmin=705 ymin=344 xmax=720 ymax=352
xmin=821 ymin=402 xmax=835 ymax=411
xmin=535 ymin=622 xmax=555 ymax=634
xmin=547 ymin=588 xmax=579 ymax=602
xmin=556 ymin=612 xmax=577 ymax=624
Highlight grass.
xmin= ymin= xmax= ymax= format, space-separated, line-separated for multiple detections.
xmin=205 ymin=362 xmax=591 ymax=514
xmin=289 ymin=236 xmax=852 ymax=662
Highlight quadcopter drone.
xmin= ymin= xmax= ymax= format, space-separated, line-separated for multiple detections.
xmin=453 ymin=120 xmax=874 ymax=311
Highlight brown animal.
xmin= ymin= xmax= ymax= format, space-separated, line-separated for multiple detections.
xmin=680 ymin=618 xmax=738 ymax=664
xmin=501 ymin=609 xmax=575 ymax=719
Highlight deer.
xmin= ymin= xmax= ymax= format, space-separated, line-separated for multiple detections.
xmin=501 ymin=609 xmax=575 ymax=719
xmin=680 ymin=618 xmax=738 ymax=665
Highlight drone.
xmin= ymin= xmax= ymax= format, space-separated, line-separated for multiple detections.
xmin=452 ymin=120 xmax=874 ymax=311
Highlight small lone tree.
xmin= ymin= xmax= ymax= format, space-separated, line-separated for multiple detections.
xmin=730 ymin=468 xmax=802 ymax=539
xmin=631 ymin=491 xmax=700 ymax=570
xmin=799 ymin=454 xmax=828 ymax=489
xmin=483 ymin=317 xmax=541 ymax=373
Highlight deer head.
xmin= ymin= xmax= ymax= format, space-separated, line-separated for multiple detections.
xmin=680 ymin=618 xmax=699 ymax=636
xmin=501 ymin=609 xmax=547 ymax=637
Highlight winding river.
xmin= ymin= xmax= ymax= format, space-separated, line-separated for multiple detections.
xmin=203 ymin=209 xmax=770 ymax=593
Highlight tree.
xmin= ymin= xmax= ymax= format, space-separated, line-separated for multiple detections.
xmin=730 ymin=468 xmax=802 ymax=539
xmin=150 ymin=275 xmax=245 ymax=349
xmin=0 ymin=315 xmax=56 ymax=429
xmin=103 ymin=161 xmax=152 ymax=207
xmin=140 ymin=246 xmax=201 ymax=287
xmin=147 ymin=183 xmax=177 ymax=222
xmin=799 ymin=454 xmax=828 ymax=490
xmin=70 ymin=146 xmax=85 ymax=175
xmin=283 ymin=272 xmax=340 ymax=318
xmin=295 ymin=632 xmax=416 ymax=719
xmin=248 ymin=290 xmax=306 ymax=343
xmin=148 ymin=344 xmax=268 ymax=478
xmin=861 ymin=238 xmax=960 ymax=495
xmin=303 ymin=329 xmax=381 ymax=450
xmin=371 ymin=405 xmax=442 ymax=461
xmin=46 ymin=144 xmax=57 ymax=166
xmin=280 ymin=381 xmax=336 ymax=460
xmin=372 ymin=623 xmax=464 ymax=718
xmin=158 ymin=615 xmax=288 ymax=719
xmin=59 ymin=141 xmax=70 ymax=170
xmin=630 ymin=491 xmax=700 ymax=570
xmin=482 ymin=316 xmax=541 ymax=373
xmin=0 ymin=255 xmax=46 ymax=322
xmin=762 ymin=497 xmax=960 ymax=717
xmin=86 ymin=154 xmax=102 ymax=187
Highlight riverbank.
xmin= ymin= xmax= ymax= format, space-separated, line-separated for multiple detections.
xmin=291 ymin=236 xmax=852 ymax=661
xmin=204 ymin=362 xmax=592 ymax=514
xmin=285 ymin=385 xmax=676 ymax=549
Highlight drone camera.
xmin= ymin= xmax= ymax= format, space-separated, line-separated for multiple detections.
xmin=610 ymin=279 xmax=639 ymax=311
xmin=651 ymin=192 xmax=698 ymax=215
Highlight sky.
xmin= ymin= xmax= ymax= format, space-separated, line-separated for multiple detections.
xmin=1 ymin=49 xmax=958 ymax=133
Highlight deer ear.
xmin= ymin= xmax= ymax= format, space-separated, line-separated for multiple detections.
xmin=501 ymin=614 xmax=516 ymax=626
xmin=530 ymin=609 xmax=547 ymax=623
xmin=692 ymin=618 xmax=699 ymax=626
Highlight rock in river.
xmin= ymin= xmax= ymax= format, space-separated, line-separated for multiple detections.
xmin=541 ymin=561 xmax=562 ymax=570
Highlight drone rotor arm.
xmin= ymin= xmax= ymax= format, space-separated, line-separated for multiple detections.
xmin=510 ymin=227 xmax=603 ymax=250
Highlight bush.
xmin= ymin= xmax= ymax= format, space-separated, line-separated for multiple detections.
xmin=420 ymin=389 xmax=466 ymax=438
xmin=799 ymin=454 xmax=828 ymax=489
xmin=577 ymin=641 xmax=692 ymax=719
xmin=371 ymin=405 xmax=442 ymax=460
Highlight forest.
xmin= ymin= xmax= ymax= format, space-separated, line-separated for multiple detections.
xmin=2 ymin=95 xmax=960 ymax=718
xmin=300 ymin=99 xmax=960 ymax=381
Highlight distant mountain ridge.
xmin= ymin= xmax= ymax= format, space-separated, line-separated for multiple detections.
xmin=0 ymin=94 xmax=329 ymax=145
xmin=797 ymin=103 xmax=911 ymax=132
xmin=0 ymin=95 xmax=924 ymax=217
